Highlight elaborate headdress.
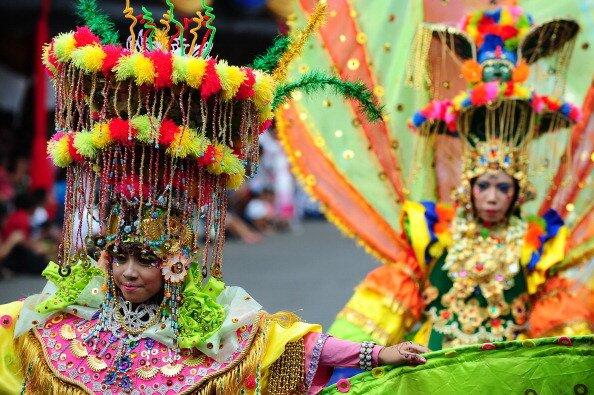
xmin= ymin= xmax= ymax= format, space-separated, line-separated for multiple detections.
xmin=408 ymin=5 xmax=581 ymax=211
xmin=41 ymin=0 xmax=381 ymax=343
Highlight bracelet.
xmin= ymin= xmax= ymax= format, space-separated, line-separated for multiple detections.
xmin=358 ymin=341 xmax=375 ymax=371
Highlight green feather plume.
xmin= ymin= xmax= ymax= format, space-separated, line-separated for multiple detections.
xmin=252 ymin=36 xmax=291 ymax=73
xmin=76 ymin=0 xmax=119 ymax=44
xmin=272 ymin=71 xmax=383 ymax=122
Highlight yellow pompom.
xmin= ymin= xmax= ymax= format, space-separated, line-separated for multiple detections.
xmin=172 ymin=55 xmax=190 ymax=84
xmin=71 ymin=45 xmax=106 ymax=73
xmin=259 ymin=106 xmax=273 ymax=122
xmin=186 ymin=57 xmax=207 ymax=89
xmin=216 ymin=61 xmax=246 ymax=100
xmin=500 ymin=9 xmax=513 ymax=25
xmin=207 ymin=145 xmax=225 ymax=175
xmin=226 ymin=168 xmax=246 ymax=189
xmin=513 ymin=84 xmax=530 ymax=99
xmin=115 ymin=53 xmax=155 ymax=85
xmin=253 ymin=70 xmax=276 ymax=110
xmin=90 ymin=122 xmax=111 ymax=148
xmin=53 ymin=33 xmax=76 ymax=62
xmin=167 ymin=126 xmax=202 ymax=158
xmin=73 ymin=132 xmax=97 ymax=158
xmin=452 ymin=93 xmax=467 ymax=111
xmin=48 ymin=136 xmax=72 ymax=167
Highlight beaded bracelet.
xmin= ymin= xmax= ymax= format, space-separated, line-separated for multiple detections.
xmin=358 ymin=341 xmax=375 ymax=371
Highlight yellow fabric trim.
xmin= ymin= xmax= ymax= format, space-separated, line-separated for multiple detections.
xmin=261 ymin=320 xmax=320 ymax=369
xmin=412 ymin=320 xmax=433 ymax=348
xmin=526 ymin=226 xmax=568 ymax=294
xmin=260 ymin=316 xmax=320 ymax=392
xmin=340 ymin=286 xmax=411 ymax=345
xmin=0 ymin=301 xmax=24 ymax=395
xmin=401 ymin=201 xmax=429 ymax=272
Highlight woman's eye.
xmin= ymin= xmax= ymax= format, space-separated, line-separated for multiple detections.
xmin=477 ymin=182 xmax=490 ymax=191
xmin=497 ymin=183 xmax=511 ymax=193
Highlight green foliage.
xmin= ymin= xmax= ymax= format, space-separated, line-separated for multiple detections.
xmin=252 ymin=36 xmax=291 ymax=73
xmin=272 ymin=71 xmax=383 ymax=121
xmin=76 ymin=0 xmax=119 ymax=44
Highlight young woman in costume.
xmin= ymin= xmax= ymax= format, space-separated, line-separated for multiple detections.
xmin=0 ymin=1 xmax=429 ymax=393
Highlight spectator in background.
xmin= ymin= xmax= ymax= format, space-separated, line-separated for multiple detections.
xmin=0 ymin=193 xmax=47 ymax=274
xmin=245 ymin=187 xmax=277 ymax=233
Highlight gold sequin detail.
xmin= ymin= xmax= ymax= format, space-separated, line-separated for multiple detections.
xmin=160 ymin=363 xmax=183 ymax=377
xmin=267 ymin=339 xmax=305 ymax=394
xmin=59 ymin=323 xmax=76 ymax=340
xmin=136 ymin=365 xmax=159 ymax=380
xmin=87 ymin=355 xmax=107 ymax=372
xmin=70 ymin=339 xmax=88 ymax=358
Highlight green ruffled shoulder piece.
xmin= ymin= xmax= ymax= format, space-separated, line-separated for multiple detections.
xmin=35 ymin=261 xmax=104 ymax=314
xmin=177 ymin=265 xmax=226 ymax=349
xmin=321 ymin=335 xmax=594 ymax=394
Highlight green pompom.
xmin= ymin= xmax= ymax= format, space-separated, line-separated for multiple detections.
xmin=73 ymin=131 xmax=97 ymax=158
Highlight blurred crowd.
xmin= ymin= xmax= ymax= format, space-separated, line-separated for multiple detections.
xmin=0 ymin=127 xmax=321 ymax=278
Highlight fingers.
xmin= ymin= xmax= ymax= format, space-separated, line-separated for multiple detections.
xmin=402 ymin=351 xmax=427 ymax=365
xmin=404 ymin=342 xmax=430 ymax=354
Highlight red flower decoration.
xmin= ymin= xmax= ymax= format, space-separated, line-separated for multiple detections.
xmin=481 ymin=343 xmax=497 ymax=351
xmin=73 ymin=26 xmax=100 ymax=47
xmin=200 ymin=58 xmax=222 ymax=99
xmin=243 ymin=373 xmax=257 ymax=390
xmin=159 ymin=118 xmax=179 ymax=146
xmin=336 ymin=378 xmax=351 ymax=393
xmin=557 ymin=336 xmax=573 ymax=347
xmin=147 ymin=50 xmax=173 ymax=89
xmin=0 ymin=314 xmax=13 ymax=329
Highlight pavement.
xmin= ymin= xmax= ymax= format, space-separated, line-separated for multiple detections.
xmin=0 ymin=220 xmax=378 ymax=328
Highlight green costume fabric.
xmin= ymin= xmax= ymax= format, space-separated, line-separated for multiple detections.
xmin=321 ymin=336 xmax=594 ymax=394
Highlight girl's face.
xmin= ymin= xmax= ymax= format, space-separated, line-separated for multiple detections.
xmin=472 ymin=171 xmax=516 ymax=225
xmin=112 ymin=254 xmax=163 ymax=304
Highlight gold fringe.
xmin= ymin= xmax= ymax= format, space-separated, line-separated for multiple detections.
xmin=272 ymin=0 xmax=328 ymax=82
xmin=405 ymin=24 xmax=433 ymax=90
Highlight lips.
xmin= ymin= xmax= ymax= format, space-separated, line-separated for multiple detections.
xmin=121 ymin=283 xmax=141 ymax=292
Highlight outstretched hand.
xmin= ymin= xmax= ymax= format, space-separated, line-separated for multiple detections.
xmin=378 ymin=341 xmax=429 ymax=366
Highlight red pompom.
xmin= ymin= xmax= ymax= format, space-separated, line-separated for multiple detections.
xmin=470 ymin=84 xmax=488 ymax=106
xmin=200 ymin=59 xmax=222 ymax=99
xmin=477 ymin=16 xmax=496 ymax=34
xmin=73 ymin=26 xmax=101 ymax=48
xmin=259 ymin=119 xmax=272 ymax=134
xmin=499 ymin=25 xmax=518 ymax=40
xmin=159 ymin=119 xmax=179 ymax=146
xmin=102 ymin=45 xmax=125 ymax=76
xmin=504 ymin=81 xmax=515 ymax=97
xmin=147 ymin=50 xmax=173 ymax=89
xmin=197 ymin=145 xmax=216 ymax=166
xmin=108 ymin=118 xmax=136 ymax=143
xmin=235 ymin=68 xmax=256 ymax=100
xmin=67 ymin=135 xmax=84 ymax=162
